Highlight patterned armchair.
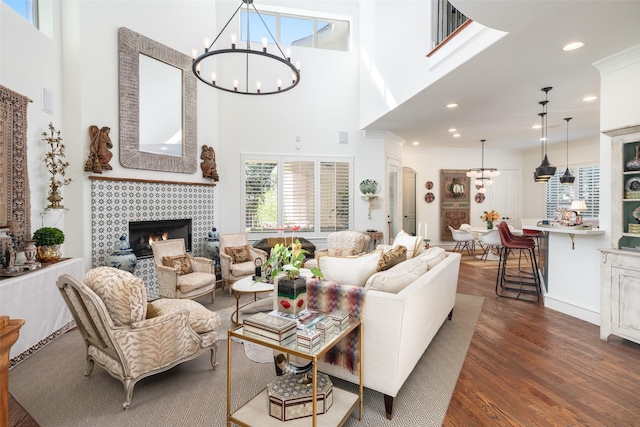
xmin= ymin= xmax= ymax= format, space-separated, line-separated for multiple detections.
xmin=57 ymin=267 xmax=220 ymax=408
xmin=151 ymin=239 xmax=217 ymax=302
xmin=304 ymin=230 xmax=371 ymax=269
xmin=219 ymin=233 xmax=268 ymax=293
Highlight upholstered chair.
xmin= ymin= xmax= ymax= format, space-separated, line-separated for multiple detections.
xmin=151 ymin=239 xmax=217 ymax=302
xmin=304 ymin=230 xmax=371 ymax=269
xmin=219 ymin=233 xmax=268 ymax=293
xmin=57 ymin=267 xmax=220 ymax=409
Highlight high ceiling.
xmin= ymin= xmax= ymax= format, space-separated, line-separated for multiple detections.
xmin=363 ymin=1 xmax=640 ymax=151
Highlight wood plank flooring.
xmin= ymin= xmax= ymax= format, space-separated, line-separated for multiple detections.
xmin=8 ymin=261 xmax=640 ymax=426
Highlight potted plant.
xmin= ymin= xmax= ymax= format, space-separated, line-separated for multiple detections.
xmin=266 ymin=238 xmax=323 ymax=316
xmin=32 ymin=227 xmax=65 ymax=262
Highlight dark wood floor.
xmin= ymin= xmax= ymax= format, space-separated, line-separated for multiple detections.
xmin=8 ymin=261 xmax=640 ymax=426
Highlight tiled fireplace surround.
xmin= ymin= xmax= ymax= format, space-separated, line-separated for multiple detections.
xmin=90 ymin=177 xmax=215 ymax=300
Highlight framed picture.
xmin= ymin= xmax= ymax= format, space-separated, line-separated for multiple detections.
xmin=475 ymin=193 xmax=485 ymax=203
xmin=425 ymin=192 xmax=435 ymax=203
xmin=440 ymin=169 xmax=470 ymax=241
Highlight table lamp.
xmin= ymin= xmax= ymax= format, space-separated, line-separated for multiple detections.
xmin=570 ymin=200 xmax=587 ymax=224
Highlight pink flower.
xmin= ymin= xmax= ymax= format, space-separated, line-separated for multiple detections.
xmin=290 ymin=225 xmax=301 ymax=232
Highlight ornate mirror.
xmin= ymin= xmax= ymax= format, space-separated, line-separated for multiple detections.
xmin=118 ymin=27 xmax=197 ymax=173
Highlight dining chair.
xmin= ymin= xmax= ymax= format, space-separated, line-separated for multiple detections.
xmin=448 ymin=225 xmax=474 ymax=256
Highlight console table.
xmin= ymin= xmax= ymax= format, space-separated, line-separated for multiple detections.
xmin=0 ymin=258 xmax=84 ymax=364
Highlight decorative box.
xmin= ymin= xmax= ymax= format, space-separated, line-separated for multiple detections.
xmin=276 ymin=277 xmax=307 ymax=317
xmin=268 ymin=373 xmax=333 ymax=421
xmin=315 ymin=318 xmax=335 ymax=341
xmin=328 ymin=310 xmax=350 ymax=329
xmin=243 ymin=312 xmax=297 ymax=341
xmin=297 ymin=329 xmax=321 ymax=349
xmin=629 ymin=223 xmax=640 ymax=234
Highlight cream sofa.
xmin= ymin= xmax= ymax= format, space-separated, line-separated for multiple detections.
xmin=311 ymin=248 xmax=461 ymax=420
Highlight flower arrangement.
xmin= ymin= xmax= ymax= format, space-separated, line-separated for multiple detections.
xmin=481 ymin=210 xmax=500 ymax=222
xmin=43 ymin=123 xmax=71 ymax=209
xmin=266 ymin=239 xmax=323 ymax=280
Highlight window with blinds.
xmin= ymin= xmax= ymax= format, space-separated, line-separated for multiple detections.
xmin=545 ymin=165 xmax=600 ymax=219
xmin=243 ymin=155 xmax=352 ymax=233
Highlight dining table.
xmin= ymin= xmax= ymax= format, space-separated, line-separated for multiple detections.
xmin=468 ymin=226 xmax=523 ymax=260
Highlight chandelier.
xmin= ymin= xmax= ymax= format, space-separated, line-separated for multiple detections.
xmin=191 ymin=0 xmax=301 ymax=95
xmin=559 ymin=117 xmax=576 ymax=184
xmin=466 ymin=139 xmax=499 ymax=194
xmin=533 ymin=87 xmax=556 ymax=182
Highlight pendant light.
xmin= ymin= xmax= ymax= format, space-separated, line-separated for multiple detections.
xmin=466 ymin=139 xmax=499 ymax=194
xmin=534 ymin=87 xmax=556 ymax=182
xmin=559 ymin=117 xmax=575 ymax=184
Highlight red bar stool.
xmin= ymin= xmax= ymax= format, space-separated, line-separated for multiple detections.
xmin=496 ymin=222 xmax=541 ymax=302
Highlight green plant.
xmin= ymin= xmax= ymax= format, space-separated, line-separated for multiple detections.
xmin=32 ymin=227 xmax=65 ymax=246
xmin=266 ymin=238 xmax=323 ymax=280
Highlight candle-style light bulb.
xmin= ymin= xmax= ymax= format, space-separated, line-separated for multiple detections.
xmin=203 ymin=37 xmax=210 ymax=52
xmin=295 ymin=60 xmax=301 ymax=71
xmin=233 ymin=79 xmax=238 ymax=92
xmin=191 ymin=48 xmax=198 ymax=59
xmin=196 ymin=63 xmax=201 ymax=75
xmin=230 ymin=33 xmax=237 ymax=48
xmin=211 ymin=72 xmax=216 ymax=86
xmin=292 ymin=71 xmax=296 ymax=84
xmin=277 ymin=78 xmax=282 ymax=91
xmin=256 ymin=81 xmax=261 ymax=93
xmin=261 ymin=37 xmax=268 ymax=52
xmin=286 ymin=48 xmax=291 ymax=61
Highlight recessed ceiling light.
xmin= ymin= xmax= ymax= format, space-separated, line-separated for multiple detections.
xmin=446 ymin=103 xmax=458 ymax=108
xmin=532 ymin=124 xmax=542 ymax=129
xmin=412 ymin=141 xmax=419 ymax=146
xmin=583 ymin=95 xmax=598 ymax=102
xmin=453 ymin=133 xmax=460 ymax=138
xmin=563 ymin=42 xmax=585 ymax=51
xmin=448 ymin=128 xmax=457 ymax=132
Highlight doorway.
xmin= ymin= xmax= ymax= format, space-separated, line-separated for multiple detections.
xmin=387 ymin=156 xmax=401 ymax=244
xmin=402 ymin=167 xmax=417 ymax=235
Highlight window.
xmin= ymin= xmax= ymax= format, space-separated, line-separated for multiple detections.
xmin=3 ymin=0 xmax=38 ymax=26
xmin=545 ymin=165 xmax=600 ymax=219
xmin=243 ymin=155 xmax=352 ymax=233
xmin=241 ymin=10 xmax=349 ymax=52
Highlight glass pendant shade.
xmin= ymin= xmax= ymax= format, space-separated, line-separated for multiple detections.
xmin=468 ymin=139 xmax=499 ymax=187
xmin=478 ymin=186 xmax=486 ymax=194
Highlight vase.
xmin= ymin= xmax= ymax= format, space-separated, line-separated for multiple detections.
xmin=203 ymin=227 xmax=220 ymax=266
xmin=24 ymin=240 xmax=37 ymax=264
xmin=359 ymin=179 xmax=380 ymax=196
xmin=486 ymin=221 xmax=494 ymax=230
xmin=627 ymin=146 xmax=640 ymax=171
xmin=36 ymin=244 xmax=61 ymax=263
xmin=106 ymin=235 xmax=137 ymax=273
xmin=276 ymin=276 xmax=307 ymax=317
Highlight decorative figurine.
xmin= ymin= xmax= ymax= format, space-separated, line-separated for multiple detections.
xmin=200 ymin=145 xmax=219 ymax=181
xmin=85 ymin=125 xmax=113 ymax=173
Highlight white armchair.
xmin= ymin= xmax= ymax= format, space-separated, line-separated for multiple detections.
xmin=219 ymin=233 xmax=267 ymax=293
xmin=57 ymin=267 xmax=220 ymax=408
xmin=151 ymin=239 xmax=217 ymax=302
xmin=304 ymin=230 xmax=371 ymax=269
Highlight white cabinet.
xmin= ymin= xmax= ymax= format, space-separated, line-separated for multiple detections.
xmin=601 ymin=124 xmax=640 ymax=343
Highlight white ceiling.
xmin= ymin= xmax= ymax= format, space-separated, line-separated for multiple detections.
xmin=363 ymin=0 xmax=640 ymax=151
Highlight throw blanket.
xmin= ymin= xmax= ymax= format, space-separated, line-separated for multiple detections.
xmin=306 ymin=279 xmax=366 ymax=374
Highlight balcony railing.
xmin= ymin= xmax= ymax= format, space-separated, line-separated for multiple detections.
xmin=434 ymin=0 xmax=469 ymax=47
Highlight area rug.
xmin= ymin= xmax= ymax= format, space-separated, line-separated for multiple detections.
xmin=0 ymin=84 xmax=31 ymax=244
xmin=9 ymin=293 xmax=483 ymax=427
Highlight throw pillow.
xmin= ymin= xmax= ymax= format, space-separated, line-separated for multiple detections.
xmin=392 ymin=230 xmax=422 ymax=258
xmin=416 ymin=246 xmax=447 ymax=269
xmin=328 ymin=247 xmax=355 ymax=257
xmin=318 ymin=249 xmax=382 ymax=287
xmin=224 ymin=245 xmax=252 ymax=263
xmin=162 ymin=254 xmax=193 ymax=275
xmin=377 ymin=245 xmax=407 ymax=271
xmin=366 ymin=254 xmax=430 ymax=293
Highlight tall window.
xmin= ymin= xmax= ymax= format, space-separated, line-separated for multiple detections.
xmin=3 ymin=0 xmax=38 ymax=26
xmin=241 ymin=9 xmax=350 ymax=52
xmin=545 ymin=165 xmax=600 ymax=219
xmin=243 ymin=155 xmax=352 ymax=233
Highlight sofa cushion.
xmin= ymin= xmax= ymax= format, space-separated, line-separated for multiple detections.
xmin=84 ymin=267 xmax=147 ymax=326
xmin=392 ymin=230 xmax=422 ymax=258
xmin=162 ymin=254 xmax=193 ymax=275
xmin=377 ymin=245 xmax=407 ymax=271
xmin=365 ymin=252 xmax=431 ymax=293
xmin=148 ymin=298 xmax=220 ymax=333
xmin=225 ymin=245 xmax=252 ymax=263
xmin=318 ymin=249 xmax=382 ymax=287
xmin=416 ymin=246 xmax=447 ymax=269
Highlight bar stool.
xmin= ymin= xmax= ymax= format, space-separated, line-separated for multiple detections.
xmin=496 ymin=222 xmax=541 ymax=302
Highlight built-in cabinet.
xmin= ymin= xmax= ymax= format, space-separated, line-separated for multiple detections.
xmin=600 ymin=124 xmax=640 ymax=344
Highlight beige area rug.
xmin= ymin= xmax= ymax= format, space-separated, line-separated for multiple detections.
xmin=9 ymin=294 xmax=483 ymax=427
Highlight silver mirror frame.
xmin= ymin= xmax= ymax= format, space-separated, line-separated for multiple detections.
xmin=118 ymin=27 xmax=197 ymax=173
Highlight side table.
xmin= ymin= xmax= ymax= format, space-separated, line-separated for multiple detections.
xmin=231 ymin=276 xmax=274 ymax=326
xmin=363 ymin=231 xmax=384 ymax=251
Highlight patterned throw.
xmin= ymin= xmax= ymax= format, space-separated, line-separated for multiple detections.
xmin=306 ymin=279 xmax=366 ymax=373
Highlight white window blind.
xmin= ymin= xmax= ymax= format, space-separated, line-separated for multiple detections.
xmin=243 ymin=155 xmax=352 ymax=233
xmin=320 ymin=161 xmax=351 ymax=231
xmin=545 ymin=165 xmax=600 ymax=219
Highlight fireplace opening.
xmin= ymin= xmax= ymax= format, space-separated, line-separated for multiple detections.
xmin=129 ymin=219 xmax=192 ymax=259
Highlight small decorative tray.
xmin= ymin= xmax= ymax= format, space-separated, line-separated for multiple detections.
xmin=625 ymin=191 xmax=640 ymax=199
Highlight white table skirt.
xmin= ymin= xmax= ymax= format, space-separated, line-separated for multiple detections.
xmin=0 ymin=258 xmax=84 ymax=361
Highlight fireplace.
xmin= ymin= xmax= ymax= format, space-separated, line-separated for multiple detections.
xmin=129 ymin=219 xmax=192 ymax=259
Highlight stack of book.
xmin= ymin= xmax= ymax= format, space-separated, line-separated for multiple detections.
xmin=243 ymin=312 xmax=297 ymax=342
